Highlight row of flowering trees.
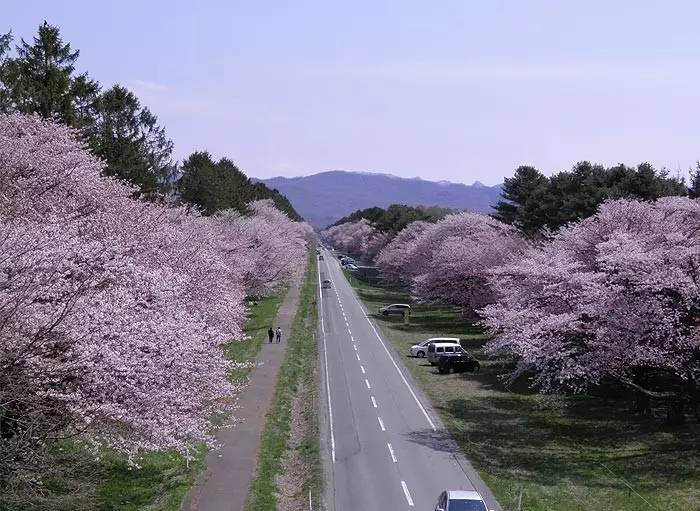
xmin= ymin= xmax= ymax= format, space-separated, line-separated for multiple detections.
xmin=320 ymin=218 xmax=389 ymax=262
xmin=327 ymin=198 xmax=699 ymax=422
xmin=0 ymin=114 xmax=310 ymax=496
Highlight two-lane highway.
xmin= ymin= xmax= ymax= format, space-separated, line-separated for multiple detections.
xmin=317 ymin=249 xmax=500 ymax=510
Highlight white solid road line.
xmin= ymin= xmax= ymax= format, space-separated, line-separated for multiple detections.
xmin=317 ymin=259 xmax=336 ymax=464
xmin=371 ymin=395 xmax=377 ymax=408
xmin=401 ymin=481 xmax=415 ymax=507
xmin=349 ymin=292 xmax=438 ymax=431
xmin=377 ymin=416 xmax=386 ymax=431
xmin=387 ymin=443 xmax=397 ymax=463
xmin=365 ymin=378 xmax=371 ymax=389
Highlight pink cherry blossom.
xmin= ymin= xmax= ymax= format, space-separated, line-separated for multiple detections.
xmin=481 ymin=198 xmax=700 ymax=418
xmin=0 ymin=114 xmax=308 ymax=481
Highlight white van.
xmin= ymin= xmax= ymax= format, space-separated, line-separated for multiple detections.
xmin=427 ymin=342 xmax=465 ymax=365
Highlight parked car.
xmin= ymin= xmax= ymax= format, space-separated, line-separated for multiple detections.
xmin=346 ymin=264 xmax=358 ymax=271
xmin=322 ymin=279 xmax=332 ymax=289
xmin=409 ymin=337 xmax=460 ymax=358
xmin=437 ymin=352 xmax=480 ymax=374
xmin=378 ymin=303 xmax=411 ymax=316
xmin=434 ymin=490 xmax=488 ymax=511
xmin=427 ymin=342 xmax=466 ymax=365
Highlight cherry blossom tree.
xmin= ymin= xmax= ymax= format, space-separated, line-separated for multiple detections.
xmin=0 ymin=114 xmax=306 ymax=496
xmin=376 ymin=220 xmax=432 ymax=284
xmin=216 ymin=199 xmax=311 ymax=296
xmin=481 ymin=198 xmax=700 ymax=422
xmin=321 ymin=218 xmax=389 ymax=261
xmin=391 ymin=213 xmax=527 ymax=313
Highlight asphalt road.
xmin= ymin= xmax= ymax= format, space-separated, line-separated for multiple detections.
xmin=317 ymin=249 xmax=501 ymax=511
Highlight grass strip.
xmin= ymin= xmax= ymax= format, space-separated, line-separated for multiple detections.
xmin=246 ymin=251 xmax=321 ymax=510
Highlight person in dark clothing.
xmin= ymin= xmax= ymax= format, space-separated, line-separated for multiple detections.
xmin=268 ymin=327 xmax=274 ymax=343
xmin=275 ymin=327 xmax=282 ymax=343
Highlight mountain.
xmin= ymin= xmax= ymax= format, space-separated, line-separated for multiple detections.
xmin=257 ymin=171 xmax=502 ymax=228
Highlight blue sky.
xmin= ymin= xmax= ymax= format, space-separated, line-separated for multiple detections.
xmin=5 ymin=1 xmax=700 ymax=185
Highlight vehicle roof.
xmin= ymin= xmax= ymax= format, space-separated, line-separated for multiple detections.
xmin=447 ymin=490 xmax=483 ymax=500
xmin=387 ymin=303 xmax=410 ymax=307
xmin=428 ymin=337 xmax=460 ymax=342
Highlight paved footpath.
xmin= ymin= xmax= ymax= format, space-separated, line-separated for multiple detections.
xmin=182 ymin=275 xmax=303 ymax=511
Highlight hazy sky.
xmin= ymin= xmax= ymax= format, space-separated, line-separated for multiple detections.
xmin=5 ymin=1 xmax=700 ymax=185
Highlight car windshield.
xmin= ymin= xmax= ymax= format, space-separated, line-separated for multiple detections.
xmin=448 ymin=499 xmax=487 ymax=511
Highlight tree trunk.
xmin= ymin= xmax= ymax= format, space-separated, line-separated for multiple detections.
xmin=666 ymin=397 xmax=685 ymax=425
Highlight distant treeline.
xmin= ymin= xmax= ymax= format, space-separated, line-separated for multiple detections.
xmin=331 ymin=204 xmax=452 ymax=232
xmin=0 ymin=22 xmax=300 ymax=220
xmin=494 ymin=161 xmax=697 ymax=235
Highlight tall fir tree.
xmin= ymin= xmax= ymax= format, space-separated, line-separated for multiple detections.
xmin=88 ymin=85 xmax=175 ymax=197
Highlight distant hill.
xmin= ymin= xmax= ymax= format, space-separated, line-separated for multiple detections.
xmin=258 ymin=171 xmax=502 ymax=227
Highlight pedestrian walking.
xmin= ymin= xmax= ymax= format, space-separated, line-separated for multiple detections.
xmin=275 ymin=327 xmax=282 ymax=343
xmin=268 ymin=327 xmax=274 ymax=343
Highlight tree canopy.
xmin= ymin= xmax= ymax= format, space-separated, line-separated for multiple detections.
xmin=493 ymin=162 xmax=687 ymax=235
xmin=178 ymin=151 xmax=301 ymax=219
xmin=331 ymin=204 xmax=451 ymax=232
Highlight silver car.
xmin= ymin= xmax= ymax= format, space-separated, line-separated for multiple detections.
xmin=409 ymin=337 xmax=460 ymax=358
xmin=434 ymin=490 xmax=488 ymax=511
xmin=378 ymin=303 xmax=411 ymax=316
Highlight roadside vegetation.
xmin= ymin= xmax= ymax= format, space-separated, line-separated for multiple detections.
xmin=343 ymin=270 xmax=700 ymax=511
xmin=0 ymin=21 xmax=311 ymax=509
xmin=25 ymin=292 xmax=285 ymax=511
xmin=246 ymin=252 xmax=321 ymax=511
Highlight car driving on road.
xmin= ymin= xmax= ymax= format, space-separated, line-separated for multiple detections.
xmin=378 ymin=303 xmax=411 ymax=316
xmin=321 ymin=279 xmax=331 ymax=289
xmin=434 ymin=490 xmax=488 ymax=511
xmin=409 ymin=337 xmax=460 ymax=358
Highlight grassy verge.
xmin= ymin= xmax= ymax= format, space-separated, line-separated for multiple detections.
xmin=33 ymin=293 xmax=285 ymax=511
xmin=343 ymin=270 xmax=700 ymax=511
xmin=246 ymin=251 xmax=321 ymax=511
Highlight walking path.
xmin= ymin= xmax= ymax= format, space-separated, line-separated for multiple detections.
xmin=182 ymin=276 xmax=303 ymax=511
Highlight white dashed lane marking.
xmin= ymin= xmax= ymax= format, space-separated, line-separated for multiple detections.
xmin=401 ymin=481 xmax=415 ymax=507
xmin=377 ymin=416 xmax=386 ymax=431
xmin=387 ymin=443 xmax=397 ymax=463
xmin=371 ymin=396 xmax=377 ymax=408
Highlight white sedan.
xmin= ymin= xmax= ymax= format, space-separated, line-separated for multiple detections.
xmin=409 ymin=337 xmax=460 ymax=358
xmin=434 ymin=490 xmax=489 ymax=511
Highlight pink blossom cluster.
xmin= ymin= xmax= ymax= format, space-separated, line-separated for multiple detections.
xmin=0 ymin=114 xmax=308 ymax=466
xmin=216 ymin=200 xmax=312 ymax=297
xmin=377 ymin=213 xmax=526 ymax=312
xmin=481 ymin=198 xmax=700 ymax=397
xmin=321 ymin=218 xmax=389 ymax=261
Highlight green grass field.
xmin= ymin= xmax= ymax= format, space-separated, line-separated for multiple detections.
xmin=30 ymin=292 xmax=286 ymax=511
xmin=343 ymin=270 xmax=700 ymax=511
xmin=246 ymin=252 xmax=321 ymax=511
